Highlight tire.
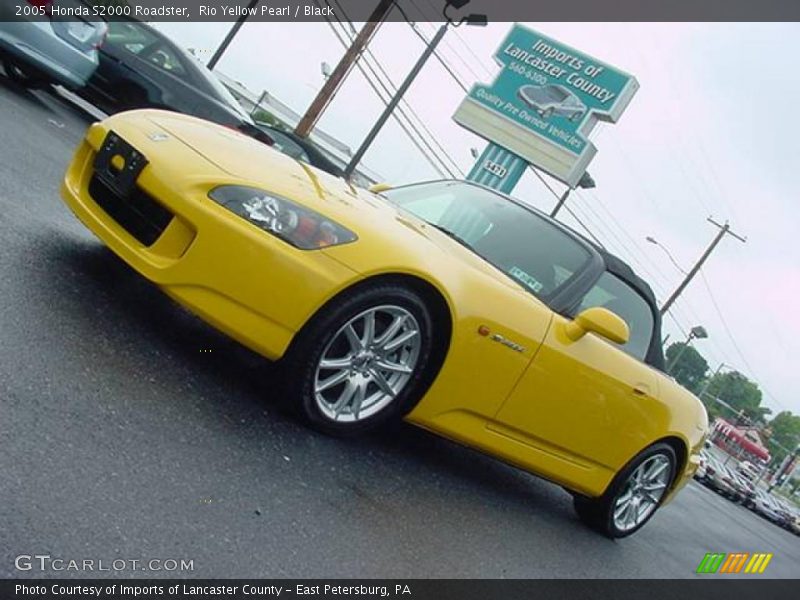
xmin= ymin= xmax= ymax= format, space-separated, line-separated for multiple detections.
xmin=280 ymin=283 xmax=438 ymax=437
xmin=2 ymin=60 xmax=45 ymax=88
xmin=574 ymin=442 xmax=677 ymax=538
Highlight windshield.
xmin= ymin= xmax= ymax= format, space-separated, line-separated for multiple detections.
xmin=382 ymin=181 xmax=591 ymax=299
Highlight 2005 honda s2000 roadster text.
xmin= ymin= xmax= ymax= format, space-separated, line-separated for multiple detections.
xmin=61 ymin=110 xmax=708 ymax=538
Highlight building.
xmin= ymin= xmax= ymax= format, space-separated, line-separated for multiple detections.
xmin=710 ymin=418 xmax=770 ymax=465
xmin=216 ymin=72 xmax=384 ymax=187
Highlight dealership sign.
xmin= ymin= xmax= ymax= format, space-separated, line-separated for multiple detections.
xmin=454 ymin=24 xmax=639 ymax=187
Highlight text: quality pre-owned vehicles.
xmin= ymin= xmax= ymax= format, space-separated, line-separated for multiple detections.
xmin=61 ymin=110 xmax=708 ymax=538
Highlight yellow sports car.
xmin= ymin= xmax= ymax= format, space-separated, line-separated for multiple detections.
xmin=61 ymin=110 xmax=708 ymax=538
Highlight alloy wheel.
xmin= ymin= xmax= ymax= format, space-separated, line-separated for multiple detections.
xmin=313 ymin=305 xmax=421 ymax=423
xmin=612 ymin=453 xmax=672 ymax=532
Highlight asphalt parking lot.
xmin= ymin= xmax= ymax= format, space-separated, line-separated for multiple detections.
xmin=0 ymin=73 xmax=798 ymax=580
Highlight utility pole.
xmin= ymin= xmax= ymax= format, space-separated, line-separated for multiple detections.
xmin=344 ymin=23 xmax=450 ymax=178
xmin=207 ymin=0 xmax=260 ymax=71
xmin=294 ymin=0 xmax=395 ymax=138
xmin=659 ymin=217 xmax=746 ymax=316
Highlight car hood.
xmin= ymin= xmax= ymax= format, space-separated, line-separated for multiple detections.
xmin=145 ymin=111 xmax=521 ymax=288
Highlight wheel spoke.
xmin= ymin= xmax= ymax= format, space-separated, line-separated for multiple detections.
xmin=643 ymin=491 xmax=661 ymax=505
xmin=375 ymin=314 xmax=406 ymax=346
xmin=315 ymin=369 xmax=350 ymax=393
xmin=369 ymin=369 xmax=396 ymax=398
xmin=332 ymin=380 xmax=357 ymax=418
xmin=350 ymin=382 xmax=367 ymax=420
xmin=382 ymin=329 xmax=418 ymax=352
xmin=319 ymin=356 xmax=352 ymax=370
xmin=616 ymin=487 xmax=633 ymax=506
xmin=344 ymin=324 xmax=364 ymax=352
xmin=642 ymin=481 xmax=667 ymax=492
xmin=627 ymin=502 xmax=639 ymax=529
xmin=375 ymin=359 xmax=412 ymax=374
xmin=635 ymin=501 xmax=648 ymax=524
xmin=362 ymin=311 xmax=376 ymax=347
xmin=614 ymin=495 xmax=633 ymax=520
xmin=645 ymin=458 xmax=669 ymax=481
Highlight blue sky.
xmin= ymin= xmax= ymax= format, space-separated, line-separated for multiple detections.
xmin=155 ymin=21 xmax=800 ymax=417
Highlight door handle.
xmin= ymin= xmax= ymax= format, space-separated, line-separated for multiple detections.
xmin=632 ymin=384 xmax=651 ymax=397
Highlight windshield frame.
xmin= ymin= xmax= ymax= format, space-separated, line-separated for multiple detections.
xmin=380 ymin=179 xmax=604 ymax=309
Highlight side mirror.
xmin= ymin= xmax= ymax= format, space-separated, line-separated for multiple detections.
xmin=368 ymin=183 xmax=393 ymax=194
xmin=565 ymin=307 xmax=630 ymax=345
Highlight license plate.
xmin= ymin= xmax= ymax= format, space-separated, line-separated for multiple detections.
xmin=93 ymin=132 xmax=148 ymax=199
xmin=67 ymin=21 xmax=94 ymax=43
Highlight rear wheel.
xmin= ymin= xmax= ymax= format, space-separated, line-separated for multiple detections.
xmin=281 ymin=283 xmax=437 ymax=436
xmin=574 ymin=443 xmax=676 ymax=538
xmin=2 ymin=60 xmax=45 ymax=88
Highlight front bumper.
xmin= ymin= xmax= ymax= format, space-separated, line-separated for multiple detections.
xmin=61 ymin=117 xmax=357 ymax=360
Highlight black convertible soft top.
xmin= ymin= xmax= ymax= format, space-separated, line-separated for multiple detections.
xmin=596 ymin=247 xmax=666 ymax=371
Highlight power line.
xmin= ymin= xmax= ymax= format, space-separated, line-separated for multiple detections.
xmin=318 ymin=5 xmax=454 ymax=177
xmin=527 ymin=168 xmax=605 ymax=248
xmin=417 ymin=0 xmax=496 ymax=80
xmin=406 ymin=22 xmax=470 ymax=94
xmin=327 ymin=0 xmax=463 ymax=177
xmin=698 ymin=269 xmax=788 ymax=412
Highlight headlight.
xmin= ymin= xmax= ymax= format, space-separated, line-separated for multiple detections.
xmin=208 ymin=186 xmax=357 ymax=250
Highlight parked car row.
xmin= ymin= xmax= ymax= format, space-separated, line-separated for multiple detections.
xmin=0 ymin=9 xmax=342 ymax=177
xmin=0 ymin=0 xmax=108 ymax=89
xmin=694 ymin=451 xmax=800 ymax=535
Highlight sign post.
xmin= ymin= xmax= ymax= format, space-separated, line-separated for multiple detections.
xmin=455 ymin=24 xmax=638 ymax=191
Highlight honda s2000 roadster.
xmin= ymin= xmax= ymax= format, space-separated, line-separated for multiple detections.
xmin=61 ymin=110 xmax=707 ymax=537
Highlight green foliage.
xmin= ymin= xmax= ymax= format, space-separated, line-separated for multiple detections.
xmin=251 ymin=109 xmax=289 ymax=130
xmin=704 ymin=370 xmax=769 ymax=425
xmin=766 ymin=411 xmax=800 ymax=466
xmin=665 ymin=342 xmax=708 ymax=393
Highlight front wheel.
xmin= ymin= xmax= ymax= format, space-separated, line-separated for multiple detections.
xmin=574 ymin=443 xmax=676 ymax=538
xmin=281 ymin=283 xmax=437 ymax=436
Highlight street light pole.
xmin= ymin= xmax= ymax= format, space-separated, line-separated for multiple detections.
xmin=207 ymin=0 xmax=260 ymax=71
xmin=659 ymin=217 xmax=746 ymax=316
xmin=666 ymin=325 xmax=708 ymax=374
xmin=698 ymin=362 xmax=732 ymax=400
xmin=550 ymin=171 xmax=596 ymax=218
xmin=338 ymin=0 xmax=485 ymax=179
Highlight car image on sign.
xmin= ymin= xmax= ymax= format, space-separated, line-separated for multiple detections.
xmin=517 ymin=84 xmax=588 ymax=122
xmin=61 ymin=110 xmax=708 ymax=539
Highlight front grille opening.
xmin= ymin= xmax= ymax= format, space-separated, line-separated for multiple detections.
xmin=88 ymin=175 xmax=173 ymax=246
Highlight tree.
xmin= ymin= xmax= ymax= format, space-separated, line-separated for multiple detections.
xmin=704 ymin=370 xmax=770 ymax=425
xmin=665 ymin=342 xmax=708 ymax=393
xmin=767 ymin=411 xmax=800 ymax=466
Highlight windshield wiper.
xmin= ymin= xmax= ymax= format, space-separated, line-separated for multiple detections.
xmin=428 ymin=223 xmax=472 ymax=249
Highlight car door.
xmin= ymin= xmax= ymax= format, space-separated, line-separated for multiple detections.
xmin=492 ymin=270 xmax=664 ymax=474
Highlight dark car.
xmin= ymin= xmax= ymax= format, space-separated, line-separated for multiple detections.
xmin=254 ymin=123 xmax=344 ymax=178
xmin=78 ymin=19 xmax=270 ymax=144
